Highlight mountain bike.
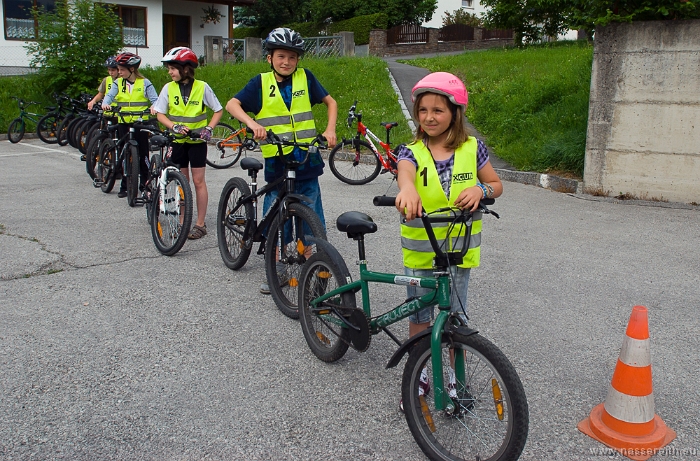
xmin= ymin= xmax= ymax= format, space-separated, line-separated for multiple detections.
xmin=206 ymin=119 xmax=256 ymax=169
xmin=328 ymin=101 xmax=400 ymax=185
xmin=36 ymin=93 xmax=70 ymax=144
xmin=56 ymin=94 xmax=90 ymax=146
xmin=216 ymin=131 xmax=327 ymax=319
xmin=7 ymin=97 xmax=45 ymax=143
xmin=138 ymin=127 xmax=198 ymax=256
xmin=85 ymin=109 xmax=117 ymax=180
xmin=95 ymin=108 xmax=153 ymax=207
xmin=297 ymin=196 xmax=529 ymax=461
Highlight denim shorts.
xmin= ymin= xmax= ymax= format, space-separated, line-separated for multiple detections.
xmin=262 ymin=177 xmax=326 ymax=231
xmin=405 ymin=266 xmax=471 ymax=325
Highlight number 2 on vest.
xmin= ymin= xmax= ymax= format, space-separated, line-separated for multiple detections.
xmin=269 ymin=85 xmax=276 ymax=98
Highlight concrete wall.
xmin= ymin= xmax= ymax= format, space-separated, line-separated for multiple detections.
xmin=584 ymin=20 xmax=700 ymax=204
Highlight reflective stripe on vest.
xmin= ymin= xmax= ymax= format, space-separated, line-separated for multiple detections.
xmin=400 ymin=138 xmax=482 ymax=269
xmin=257 ymin=69 xmax=317 ymax=158
xmin=167 ymin=80 xmax=208 ymax=143
xmin=114 ymin=77 xmax=150 ymax=123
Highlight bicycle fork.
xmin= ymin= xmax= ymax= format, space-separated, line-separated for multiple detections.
xmin=158 ymin=167 xmax=180 ymax=214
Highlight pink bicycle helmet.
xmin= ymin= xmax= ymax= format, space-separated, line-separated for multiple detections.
xmin=411 ymin=72 xmax=468 ymax=110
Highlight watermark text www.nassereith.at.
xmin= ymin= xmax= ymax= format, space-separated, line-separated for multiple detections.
xmin=589 ymin=446 xmax=697 ymax=458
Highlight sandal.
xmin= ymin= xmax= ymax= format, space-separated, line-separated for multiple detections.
xmin=188 ymin=224 xmax=207 ymax=240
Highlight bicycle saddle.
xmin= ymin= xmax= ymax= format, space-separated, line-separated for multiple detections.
xmin=381 ymin=122 xmax=399 ymax=129
xmin=240 ymin=157 xmax=263 ymax=172
xmin=336 ymin=211 xmax=378 ymax=236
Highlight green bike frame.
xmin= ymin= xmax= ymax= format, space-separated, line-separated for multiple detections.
xmin=309 ymin=262 xmax=461 ymax=412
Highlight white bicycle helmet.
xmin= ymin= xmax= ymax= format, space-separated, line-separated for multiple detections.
xmin=264 ymin=27 xmax=305 ymax=55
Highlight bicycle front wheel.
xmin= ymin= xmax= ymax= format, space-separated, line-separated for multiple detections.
xmin=86 ymin=132 xmax=108 ymax=180
xmin=328 ymin=139 xmax=382 ymax=185
xmin=402 ymin=331 xmax=529 ymax=461
xmin=57 ymin=114 xmax=74 ymax=146
xmin=98 ymin=139 xmax=118 ymax=193
xmin=206 ymin=122 xmax=243 ymax=169
xmin=150 ymin=169 xmax=193 ymax=256
xmin=265 ymin=202 xmax=326 ymax=319
xmin=299 ymin=251 xmax=355 ymax=362
xmin=217 ymin=177 xmax=254 ymax=270
xmin=37 ymin=113 xmax=60 ymax=144
xmin=126 ymin=145 xmax=140 ymax=207
xmin=8 ymin=118 xmax=24 ymax=143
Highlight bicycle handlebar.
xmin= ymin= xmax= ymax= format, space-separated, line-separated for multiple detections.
xmin=373 ymin=195 xmax=499 ymax=267
xmin=347 ymin=100 xmax=359 ymax=127
xmin=264 ymin=129 xmax=327 ymax=167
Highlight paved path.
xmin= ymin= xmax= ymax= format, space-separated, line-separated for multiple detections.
xmin=1 ymin=138 xmax=698 ymax=460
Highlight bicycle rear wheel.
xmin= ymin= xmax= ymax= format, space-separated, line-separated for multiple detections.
xmin=37 ymin=113 xmax=60 ymax=144
xmin=299 ymin=251 xmax=355 ymax=362
xmin=216 ymin=177 xmax=253 ymax=270
xmin=265 ymin=202 xmax=326 ymax=319
xmin=7 ymin=118 xmax=24 ymax=143
xmin=126 ymin=145 xmax=140 ymax=207
xmin=328 ymin=139 xmax=382 ymax=185
xmin=206 ymin=122 xmax=243 ymax=169
xmin=402 ymin=330 xmax=529 ymax=461
xmin=57 ymin=113 xmax=74 ymax=146
xmin=150 ymin=169 xmax=193 ymax=256
xmin=98 ymin=139 xmax=118 ymax=193
xmin=67 ymin=116 xmax=84 ymax=148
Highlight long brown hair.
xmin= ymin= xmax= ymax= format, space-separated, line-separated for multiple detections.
xmin=412 ymin=93 xmax=473 ymax=150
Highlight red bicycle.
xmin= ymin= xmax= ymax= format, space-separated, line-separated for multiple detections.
xmin=328 ymin=101 xmax=399 ymax=185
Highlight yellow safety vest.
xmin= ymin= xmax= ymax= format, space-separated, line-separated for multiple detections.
xmin=114 ymin=77 xmax=151 ymax=123
xmin=166 ymin=80 xmax=207 ymax=144
xmin=256 ymin=69 xmax=317 ymax=158
xmin=400 ymin=138 xmax=482 ymax=269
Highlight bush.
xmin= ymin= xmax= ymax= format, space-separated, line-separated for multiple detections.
xmin=329 ymin=13 xmax=389 ymax=45
xmin=282 ymin=22 xmax=324 ymax=38
xmin=231 ymin=26 xmax=265 ymax=39
xmin=442 ymin=9 xmax=482 ymax=27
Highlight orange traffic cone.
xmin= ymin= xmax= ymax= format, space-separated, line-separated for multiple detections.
xmin=578 ymin=305 xmax=676 ymax=461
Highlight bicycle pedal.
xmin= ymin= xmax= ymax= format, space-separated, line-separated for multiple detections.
xmin=92 ymin=179 xmax=102 ymax=188
xmin=380 ymin=168 xmax=390 ymax=174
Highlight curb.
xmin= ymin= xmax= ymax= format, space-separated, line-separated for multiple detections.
xmin=495 ymin=168 xmax=582 ymax=194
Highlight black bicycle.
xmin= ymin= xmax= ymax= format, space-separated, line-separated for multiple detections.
xmin=94 ymin=108 xmax=153 ymax=207
xmin=216 ymin=131 xmax=327 ymax=319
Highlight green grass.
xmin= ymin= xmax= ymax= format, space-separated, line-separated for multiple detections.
xmin=404 ymin=41 xmax=593 ymax=178
xmin=1 ymin=45 xmax=593 ymax=177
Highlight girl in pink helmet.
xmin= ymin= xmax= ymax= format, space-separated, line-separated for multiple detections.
xmin=395 ymin=72 xmax=503 ymax=411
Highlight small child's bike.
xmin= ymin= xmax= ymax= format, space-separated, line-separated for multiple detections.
xmin=206 ymin=120 xmax=256 ymax=169
xmin=297 ymin=197 xmax=529 ymax=461
xmin=327 ymin=101 xmax=399 ymax=185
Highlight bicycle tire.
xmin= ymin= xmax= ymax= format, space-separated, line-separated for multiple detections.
xmin=67 ymin=116 xmax=84 ymax=148
xmin=145 ymin=153 xmax=162 ymax=223
xmin=36 ymin=113 xmax=60 ymax=144
xmin=402 ymin=331 xmax=529 ymax=461
xmin=98 ymin=139 xmax=118 ymax=193
xmin=86 ymin=132 xmax=108 ymax=179
xmin=126 ymin=145 xmax=140 ymax=207
xmin=298 ymin=251 xmax=354 ymax=362
xmin=328 ymin=139 xmax=382 ymax=185
xmin=78 ymin=120 xmax=98 ymax=155
xmin=7 ymin=118 xmax=24 ymax=143
xmin=57 ymin=113 xmax=75 ymax=146
xmin=265 ymin=202 xmax=327 ymax=319
xmin=150 ymin=169 xmax=193 ymax=256
xmin=216 ymin=177 xmax=253 ymax=270
xmin=206 ymin=122 xmax=243 ymax=169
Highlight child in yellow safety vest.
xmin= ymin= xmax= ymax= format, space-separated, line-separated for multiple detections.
xmin=153 ymin=47 xmax=223 ymax=240
xmin=87 ymin=56 xmax=119 ymax=111
xmin=101 ymin=51 xmax=159 ymax=199
xmin=394 ymin=72 xmax=503 ymax=411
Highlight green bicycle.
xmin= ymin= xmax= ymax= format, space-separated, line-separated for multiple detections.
xmin=298 ymin=196 xmax=529 ymax=461
xmin=7 ymin=97 xmax=44 ymax=143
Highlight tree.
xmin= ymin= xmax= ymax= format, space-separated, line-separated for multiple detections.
xmin=25 ymin=0 xmax=123 ymax=96
xmin=232 ymin=0 xmax=313 ymax=32
xmin=442 ymin=9 xmax=482 ymax=27
xmin=480 ymin=0 xmax=700 ymax=45
xmin=309 ymin=0 xmax=438 ymax=27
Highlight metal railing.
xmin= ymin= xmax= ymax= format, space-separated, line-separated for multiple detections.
xmin=387 ymin=24 xmax=428 ymax=45
xmin=222 ymin=38 xmax=246 ymax=63
xmin=303 ymin=36 xmax=344 ymax=58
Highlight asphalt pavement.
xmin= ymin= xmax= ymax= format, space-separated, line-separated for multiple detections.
xmin=1 ymin=137 xmax=698 ymax=460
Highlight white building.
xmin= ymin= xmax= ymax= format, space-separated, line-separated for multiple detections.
xmin=0 ymin=0 xmax=251 ymax=72
xmin=423 ymin=0 xmax=488 ymax=29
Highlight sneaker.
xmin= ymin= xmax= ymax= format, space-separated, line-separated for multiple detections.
xmin=260 ymin=263 xmax=288 ymax=295
xmin=117 ymin=190 xmax=127 ymax=198
xmin=399 ymin=368 xmax=430 ymax=412
xmin=447 ymin=367 xmax=475 ymax=413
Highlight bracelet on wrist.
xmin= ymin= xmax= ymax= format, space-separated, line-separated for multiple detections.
xmin=477 ymin=183 xmax=487 ymax=199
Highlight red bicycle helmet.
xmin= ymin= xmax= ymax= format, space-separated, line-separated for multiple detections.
xmin=115 ymin=52 xmax=142 ymax=68
xmin=161 ymin=47 xmax=199 ymax=68
xmin=412 ymin=72 xmax=468 ymax=110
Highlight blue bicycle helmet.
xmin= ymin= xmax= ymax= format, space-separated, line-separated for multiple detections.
xmin=105 ymin=56 xmax=118 ymax=68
